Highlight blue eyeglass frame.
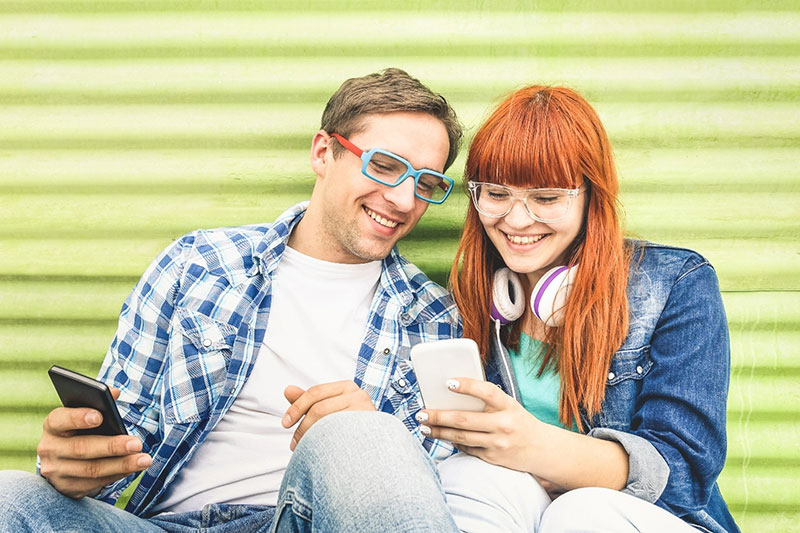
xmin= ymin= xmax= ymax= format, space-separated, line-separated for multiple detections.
xmin=329 ymin=133 xmax=454 ymax=205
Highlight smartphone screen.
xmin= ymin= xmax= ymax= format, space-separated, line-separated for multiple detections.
xmin=48 ymin=365 xmax=128 ymax=436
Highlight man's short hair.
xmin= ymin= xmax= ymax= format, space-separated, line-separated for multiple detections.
xmin=321 ymin=68 xmax=463 ymax=171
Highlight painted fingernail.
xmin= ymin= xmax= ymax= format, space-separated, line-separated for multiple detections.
xmin=420 ymin=425 xmax=431 ymax=436
xmin=85 ymin=412 xmax=101 ymax=426
xmin=416 ymin=412 xmax=428 ymax=423
xmin=137 ymin=455 xmax=152 ymax=468
xmin=446 ymin=379 xmax=459 ymax=391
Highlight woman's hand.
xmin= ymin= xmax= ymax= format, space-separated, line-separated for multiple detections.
xmin=417 ymin=377 xmax=544 ymax=474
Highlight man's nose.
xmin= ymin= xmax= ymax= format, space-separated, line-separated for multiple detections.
xmin=382 ymin=175 xmax=418 ymax=212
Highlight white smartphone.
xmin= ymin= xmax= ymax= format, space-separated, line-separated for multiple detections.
xmin=410 ymin=338 xmax=486 ymax=411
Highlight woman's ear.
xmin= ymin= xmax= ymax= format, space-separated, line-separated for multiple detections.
xmin=310 ymin=130 xmax=332 ymax=178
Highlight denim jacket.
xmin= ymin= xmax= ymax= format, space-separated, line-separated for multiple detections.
xmin=485 ymin=241 xmax=739 ymax=533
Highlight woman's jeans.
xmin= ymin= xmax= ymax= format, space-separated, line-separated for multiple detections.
xmin=0 ymin=411 xmax=459 ymax=532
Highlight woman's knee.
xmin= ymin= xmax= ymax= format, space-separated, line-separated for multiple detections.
xmin=439 ymin=454 xmax=550 ymax=533
xmin=540 ymin=487 xmax=633 ymax=531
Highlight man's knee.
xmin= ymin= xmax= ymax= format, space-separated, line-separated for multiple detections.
xmin=0 ymin=470 xmax=52 ymax=506
xmin=287 ymin=410 xmax=436 ymax=493
xmin=0 ymin=470 xmax=61 ymax=530
xmin=296 ymin=411 xmax=417 ymax=464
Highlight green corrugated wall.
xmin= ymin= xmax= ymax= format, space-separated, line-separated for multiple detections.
xmin=1 ymin=1 xmax=798 ymax=530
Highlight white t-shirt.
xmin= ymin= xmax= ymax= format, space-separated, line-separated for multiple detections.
xmin=153 ymin=246 xmax=382 ymax=513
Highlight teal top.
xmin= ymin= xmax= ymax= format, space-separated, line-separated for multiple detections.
xmin=508 ymin=332 xmax=576 ymax=431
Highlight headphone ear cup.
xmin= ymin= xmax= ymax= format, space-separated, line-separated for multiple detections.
xmin=531 ymin=265 xmax=578 ymax=327
xmin=491 ymin=268 xmax=525 ymax=324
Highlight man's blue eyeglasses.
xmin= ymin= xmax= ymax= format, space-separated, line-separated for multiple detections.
xmin=330 ymin=133 xmax=454 ymax=205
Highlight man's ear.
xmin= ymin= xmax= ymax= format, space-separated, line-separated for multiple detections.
xmin=310 ymin=130 xmax=332 ymax=178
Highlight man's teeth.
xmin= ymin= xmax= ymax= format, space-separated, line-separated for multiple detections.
xmin=366 ymin=208 xmax=399 ymax=228
xmin=506 ymin=234 xmax=545 ymax=245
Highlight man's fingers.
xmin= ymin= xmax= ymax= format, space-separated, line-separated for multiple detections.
xmin=71 ymin=434 xmax=144 ymax=460
xmin=43 ymin=407 xmax=106 ymax=436
xmin=109 ymin=387 xmax=121 ymax=401
xmin=283 ymin=385 xmax=305 ymax=405
xmin=38 ymin=432 xmax=145 ymax=462
xmin=41 ymin=452 xmax=151 ymax=482
xmin=282 ymin=381 xmax=355 ymax=428
xmin=289 ymin=395 xmax=350 ymax=451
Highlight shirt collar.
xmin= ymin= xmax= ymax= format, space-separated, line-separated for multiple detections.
xmin=249 ymin=201 xmax=416 ymax=309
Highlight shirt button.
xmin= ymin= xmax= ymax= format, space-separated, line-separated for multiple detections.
xmin=397 ymin=378 xmax=407 ymax=388
xmin=401 ymin=313 xmax=411 ymax=321
xmin=202 ymin=338 xmax=212 ymax=348
xmin=607 ymin=371 xmax=615 ymax=380
xmin=383 ymin=347 xmax=391 ymax=355
xmin=636 ymin=366 xmax=643 ymax=374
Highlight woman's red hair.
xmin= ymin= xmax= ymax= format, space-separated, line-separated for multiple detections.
xmin=449 ymin=86 xmax=630 ymax=430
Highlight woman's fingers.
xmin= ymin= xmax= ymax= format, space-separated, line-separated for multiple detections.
xmin=443 ymin=377 xmax=511 ymax=409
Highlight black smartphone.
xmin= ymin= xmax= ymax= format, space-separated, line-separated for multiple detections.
xmin=48 ymin=365 xmax=128 ymax=436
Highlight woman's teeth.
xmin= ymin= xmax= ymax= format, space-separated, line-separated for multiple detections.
xmin=366 ymin=208 xmax=399 ymax=228
xmin=506 ymin=233 xmax=545 ymax=245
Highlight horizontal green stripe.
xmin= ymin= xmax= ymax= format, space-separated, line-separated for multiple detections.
xmin=3 ymin=191 xmax=797 ymax=240
xmin=1 ymin=223 xmax=798 ymax=242
xmin=2 ymin=248 xmax=799 ymax=291
xmin=2 ymin=179 xmax=799 ymax=196
xmin=0 ymin=318 xmax=119 ymax=328
xmin=2 ymin=102 xmax=798 ymax=141
xmin=2 ymin=135 xmax=799 ymax=151
xmin=728 ymin=503 xmax=800 ymax=514
xmin=2 ymin=148 xmax=798 ymax=192
xmin=5 ymin=42 xmax=800 ymax=60
xmin=3 ymin=88 xmax=800 ymax=106
xmin=2 ymin=0 xmax=799 ymax=13
xmin=0 ymin=58 xmax=794 ymax=97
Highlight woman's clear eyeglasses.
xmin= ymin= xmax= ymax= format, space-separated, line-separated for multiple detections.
xmin=467 ymin=181 xmax=583 ymax=223
xmin=330 ymin=133 xmax=454 ymax=204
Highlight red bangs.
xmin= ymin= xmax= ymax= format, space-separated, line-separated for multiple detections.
xmin=466 ymin=87 xmax=599 ymax=190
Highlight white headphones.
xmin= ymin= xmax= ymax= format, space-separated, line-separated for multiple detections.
xmin=491 ymin=265 xmax=578 ymax=327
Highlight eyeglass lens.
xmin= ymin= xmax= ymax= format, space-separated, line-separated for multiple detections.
xmin=365 ymin=152 xmax=450 ymax=203
xmin=473 ymin=184 xmax=572 ymax=221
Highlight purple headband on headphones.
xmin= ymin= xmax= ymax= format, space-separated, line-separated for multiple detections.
xmin=490 ymin=303 xmax=512 ymax=324
xmin=532 ymin=265 xmax=569 ymax=320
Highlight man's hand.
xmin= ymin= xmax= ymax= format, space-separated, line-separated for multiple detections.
xmin=282 ymin=381 xmax=376 ymax=451
xmin=37 ymin=388 xmax=152 ymax=499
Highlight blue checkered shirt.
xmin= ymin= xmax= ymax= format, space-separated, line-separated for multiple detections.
xmin=94 ymin=202 xmax=461 ymax=515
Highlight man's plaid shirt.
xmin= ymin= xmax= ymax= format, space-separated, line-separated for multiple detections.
xmin=94 ymin=202 xmax=462 ymax=515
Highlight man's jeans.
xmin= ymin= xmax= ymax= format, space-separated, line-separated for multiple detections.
xmin=0 ymin=411 xmax=459 ymax=532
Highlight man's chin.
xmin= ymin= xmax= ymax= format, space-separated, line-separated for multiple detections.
xmin=348 ymin=236 xmax=399 ymax=262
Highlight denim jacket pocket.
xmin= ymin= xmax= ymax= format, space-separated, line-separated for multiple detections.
xmin=163 ymin=308 xmax=237 ymax=424
xmin=599 ymin=345 xmax=653 ymax=430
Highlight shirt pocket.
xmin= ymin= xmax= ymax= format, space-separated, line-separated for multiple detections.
xmin=598 ymin=345 xmax=653 ymax=430
xmin=162 ymin=308 xmax=237 ymax=424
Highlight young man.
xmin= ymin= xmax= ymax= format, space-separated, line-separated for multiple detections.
xmin=0 ymin=68 xmax=466 ymax=532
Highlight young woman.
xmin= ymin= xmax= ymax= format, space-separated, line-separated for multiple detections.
xmin=419 ymin=86 xmax=739 ymax=532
